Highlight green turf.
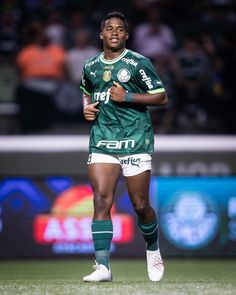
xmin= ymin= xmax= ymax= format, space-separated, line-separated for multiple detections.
xmin=0 ymin=259 xmax=235 ymax=295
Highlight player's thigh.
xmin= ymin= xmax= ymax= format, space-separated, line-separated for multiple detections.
xmin=125 ymin=170 xmax=151 ymax=207
xmin=88 ymin=163 xmax=121 ymax=198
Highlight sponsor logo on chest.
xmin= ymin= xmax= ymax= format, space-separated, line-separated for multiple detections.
xmin=94 ymin=89 xmax=110 ymax=104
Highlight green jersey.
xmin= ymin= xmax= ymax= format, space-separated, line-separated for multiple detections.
xmin=80 ymin=49 xmax=165 ymax=155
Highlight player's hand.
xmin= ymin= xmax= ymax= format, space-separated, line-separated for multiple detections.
xmin=83 ymin=101 xmax=100 ymax=121
xmin=110 ymin=81 xmax=126 ymax=102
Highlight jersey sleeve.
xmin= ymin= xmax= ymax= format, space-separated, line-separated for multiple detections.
xmin=136 ymin=58 xmax=165 ymax=94
xmin=80 ymin=65 xmax=93 ymax=96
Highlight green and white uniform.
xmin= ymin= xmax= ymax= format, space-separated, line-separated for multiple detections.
xmin=80 ymin=49 xmax=165 ymax=155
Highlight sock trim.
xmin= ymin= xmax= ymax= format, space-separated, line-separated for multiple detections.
xmin=92 ymin=231 xmax=113 ymax=234
xmin=140 ymin=225 xmax=158 ymax=236
xmin=139 ymin=219 xmax=157 ymax=228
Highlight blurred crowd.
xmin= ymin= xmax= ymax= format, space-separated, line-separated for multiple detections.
xmin=0 ymin=0 xmax=236 ymax=134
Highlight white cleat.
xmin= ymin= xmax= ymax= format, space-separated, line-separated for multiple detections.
xmin=83 ymin=262 xmax=112 ymax=282
xmin=146 ymin=249 xmax=164 ymax=282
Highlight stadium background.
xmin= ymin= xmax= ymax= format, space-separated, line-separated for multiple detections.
xmin=0 ymin=0 xmax=236 ymax=260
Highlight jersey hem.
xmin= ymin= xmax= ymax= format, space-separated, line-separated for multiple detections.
xmin=89 ymin=148 xmax=153 ymax=155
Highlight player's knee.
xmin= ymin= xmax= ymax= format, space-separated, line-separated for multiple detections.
xmin=93 ymin=190 xmax=112 ymax=212
xmin=133 ymin=201 xmax=148 ymax=217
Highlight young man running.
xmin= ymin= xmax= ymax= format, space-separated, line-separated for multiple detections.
xmin=80 ymin=11 xmax=168 ymax=282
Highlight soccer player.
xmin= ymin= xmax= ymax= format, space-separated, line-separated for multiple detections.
xmin=80 ymin=11 xmax=168 ymax=282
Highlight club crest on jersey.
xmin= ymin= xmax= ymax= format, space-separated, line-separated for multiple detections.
xmin=103 ymin=70 xmax=111 ymax=82
xmin=117 ymin=69 xmax=131 ymax=83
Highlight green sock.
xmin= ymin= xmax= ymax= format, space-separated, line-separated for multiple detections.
xmin=92 ymin=220 xmax=113 ymax=269
xmin=138 ymin=218 xmax=159 ymax=251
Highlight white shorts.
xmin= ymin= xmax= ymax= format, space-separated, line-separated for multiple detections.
xmin=87 ymin=153 xmax=152 ymax=177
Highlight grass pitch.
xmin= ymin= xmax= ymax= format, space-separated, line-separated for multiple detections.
xmin=0 ymin=259 xmax=235 ymax=295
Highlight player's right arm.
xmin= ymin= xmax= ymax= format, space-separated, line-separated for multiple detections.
xmin=80 ymin=63 xmax=100 ymax=121
xmin=83 ymin=93 xmax=100 ymax=121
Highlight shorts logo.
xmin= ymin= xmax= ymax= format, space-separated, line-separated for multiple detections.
xmin=103 ymin=70 xmax=112 ymax=82
xmin=120 ymin=157 xmax=141 ymax=167
xmin=117 ymin=69 xmax=131 ymax=83
xmin=87 ymin=154 xmax=92 ymax=163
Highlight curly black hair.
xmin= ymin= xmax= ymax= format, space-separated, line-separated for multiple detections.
xmin=101 ymin=11 xmax=128 ymax=31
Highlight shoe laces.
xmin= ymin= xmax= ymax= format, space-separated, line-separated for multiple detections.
xmin=151 ymin=254 xmax=164 ymax=270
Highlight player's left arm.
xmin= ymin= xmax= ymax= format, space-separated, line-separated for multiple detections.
xmin=110 ymin=81 xmax=168 ymax=106
xmin=110 ymin=58 xmax=168 ymax=106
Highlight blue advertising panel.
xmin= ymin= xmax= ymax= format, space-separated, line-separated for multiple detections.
xmin=153 ymin=177 xmax=236 ymax=256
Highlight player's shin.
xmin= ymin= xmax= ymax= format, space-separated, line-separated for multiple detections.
xmin=138 ymin=217 xmax=159 ymax=251
xmin=92 ymin=220 xmax=113 ymax=269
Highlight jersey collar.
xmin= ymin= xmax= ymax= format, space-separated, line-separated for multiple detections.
xmin=100 ymin=49 xmax=129 ymax=64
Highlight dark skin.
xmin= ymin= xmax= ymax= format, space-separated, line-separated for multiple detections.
xmin=83 ymin=17 xmax=168 ymax=223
